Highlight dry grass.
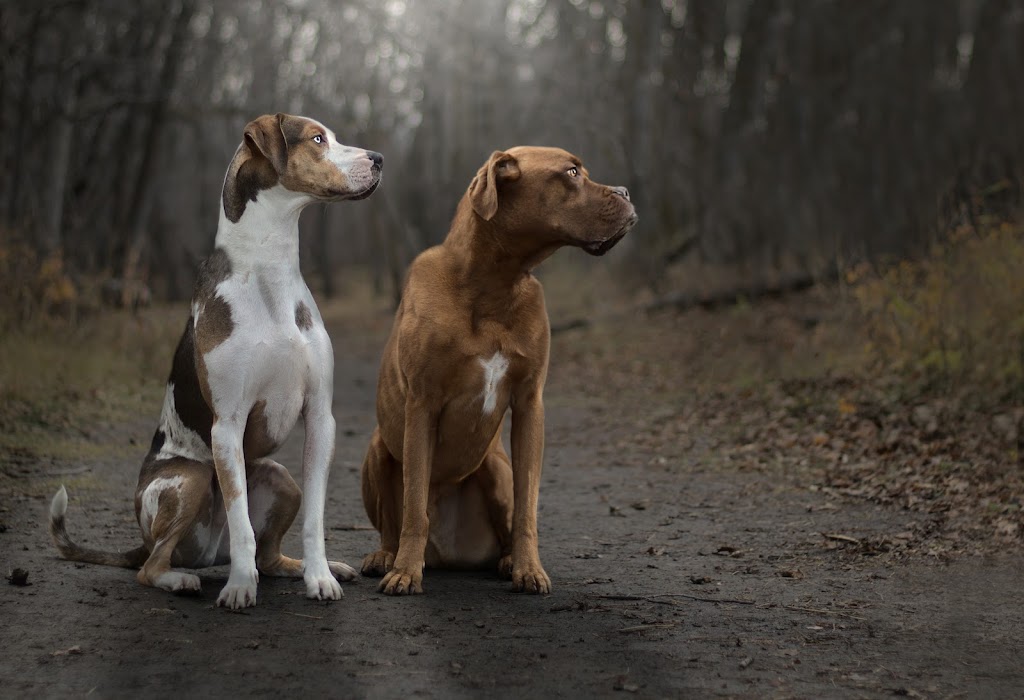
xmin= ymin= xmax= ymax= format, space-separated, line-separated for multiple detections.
xmin=852 ymin=218 xmax=1024 ymax=400
xmin=0 ymin=306 xmax=185 ymax=462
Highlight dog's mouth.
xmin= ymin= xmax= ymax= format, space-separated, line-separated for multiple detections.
xmin=581 ymin=213 xmax=638 ymax=256
xmin=347 ymin=177 xmax=380 ymax=200
xmin=327 ymin=176 xmax=380 ymax=201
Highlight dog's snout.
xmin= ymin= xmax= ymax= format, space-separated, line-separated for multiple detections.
xmin=367 ymin=151 xmax=384 ymax=171
xmin=611 ymin=186 xmax=630 ymax=201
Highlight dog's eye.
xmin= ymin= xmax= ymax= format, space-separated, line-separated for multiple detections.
xmin=313 ymin=134 xmax=323 ymax=144
xmin=567 ymin=167 xmax=578 ymax=177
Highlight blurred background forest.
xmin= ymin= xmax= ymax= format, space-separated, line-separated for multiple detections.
xmin=3 ymin=0 xmax=1024 ymax=581
xmin=3 ymin=0 xmax=1022 ymax=312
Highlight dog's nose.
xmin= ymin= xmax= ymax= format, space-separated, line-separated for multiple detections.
xmin=367 ymin=151 xmax=384 ymax=170
xmin=611 ymin=186 xmax=630 ymax=201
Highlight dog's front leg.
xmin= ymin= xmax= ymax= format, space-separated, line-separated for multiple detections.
xmin=301 ymin=399 xmax=344 ymax=601
xmin=379 ymin=399 xmax=434 ymax=595
xmin=211 ymin=419 xmax=259 ymax=608
xmin=510 ymin=388 xmax=552 ymax=594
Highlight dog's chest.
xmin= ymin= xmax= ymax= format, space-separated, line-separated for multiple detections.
xmin=442 ymin=349 xmax=521 ymax=425
xmin=202 ymin=272 xmax=330 ymax=425
xmin=476 ymin=352 xmax=510 ymax=415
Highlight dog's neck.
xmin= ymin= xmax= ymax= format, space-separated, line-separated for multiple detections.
xmin=445 ymin=199 xmax=561 ymax=287
xmin=215 ymin=184 xmax=310 ymax=274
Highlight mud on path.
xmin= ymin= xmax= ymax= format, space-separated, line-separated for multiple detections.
xmin=2 ymin=303 xmax=1023 ymax=699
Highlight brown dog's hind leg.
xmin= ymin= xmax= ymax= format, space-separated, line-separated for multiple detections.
xmin=360 ymin=428 xmax=402 ymax=576
xmin=136 ymin=467 xmax=211 ymax=594
xmin=249 ymin=458 xmax=357 ymax=581
xmin=477 ymin=440 xmax=515 ymax=579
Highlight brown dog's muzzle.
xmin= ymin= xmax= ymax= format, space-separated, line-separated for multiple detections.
xmin=582 ymin=186 xmax=637 ymax=256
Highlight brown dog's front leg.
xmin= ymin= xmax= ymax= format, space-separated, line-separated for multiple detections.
xmin=510 ymin=389 xmax=551 ymax=594
xmin=361 ymin=428 xmax=402 ymax=576
xmin=478 ymin=444 xmax=515 ymax=578
xmin=379 ymin=400 xmax=434 ymax=595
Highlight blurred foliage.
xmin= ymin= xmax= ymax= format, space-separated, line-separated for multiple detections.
xmin=0 ymin=229 xmax=78 ymax=332
xmin=0 ymin=280 xmax=182 ymax=461
xmin=853 ymin=199 xmax=1024 ymax=399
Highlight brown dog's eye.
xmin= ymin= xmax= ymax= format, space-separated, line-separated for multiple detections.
xmin=567 ymin=167 xmax=578 ymax=177
xmin=313 ymin=134 xmax=323 ymax=144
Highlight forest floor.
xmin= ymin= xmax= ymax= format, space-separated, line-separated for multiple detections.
xmin=1 ymin=280 xmax=1023 ymax=699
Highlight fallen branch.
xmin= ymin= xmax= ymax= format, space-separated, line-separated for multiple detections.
xmin=642 ymin=272 xmax=823 ymax=315
xmin=551 ymin=270 xmax=836 ymax=335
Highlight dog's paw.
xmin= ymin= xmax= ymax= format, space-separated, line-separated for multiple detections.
xmin=154 ymin=571 xmax=201 ymax=595
xmin=497 ymin=554 xmax=514 ymax=580
xmin=328 ymin=560 xmax=359 ymax=582
xmin=378 ymin=566 xmax=423 ymax=595
xmin=512 ymin=563 xmax=551 ymax=595
xmin=217 ymin=579 xmax=258 ymax=609
xmin=305 ymin=574 xmax=343 ymax=601
xmin=305 ymin=560 xmax=344 ymax=601
xmin=361 ymin=550 xmax=395 ymax=577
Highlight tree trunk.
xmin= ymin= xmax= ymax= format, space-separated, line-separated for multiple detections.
xmin=121 ymin=0 xmax=195 ymax=294
xmin=5 ymin=8 xmax=41 ymax=230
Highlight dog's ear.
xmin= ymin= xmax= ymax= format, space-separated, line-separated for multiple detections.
xmin=243 ymin=114 xmax=288 ymax=175
xmin=469 ymin=151 xmax=521 ymax=221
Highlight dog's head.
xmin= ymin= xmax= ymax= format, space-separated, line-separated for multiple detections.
xmin=468 ymin=146 xmax=637 ymax=256
xmin=223 ymin=113 xmax=382 ymax=222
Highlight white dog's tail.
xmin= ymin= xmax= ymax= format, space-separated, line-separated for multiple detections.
xmin=49 ymin=486 xmax=148 ymax=568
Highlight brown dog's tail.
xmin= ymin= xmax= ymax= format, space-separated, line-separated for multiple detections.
xmin=49 ymin=486 xmax=148 ymax=569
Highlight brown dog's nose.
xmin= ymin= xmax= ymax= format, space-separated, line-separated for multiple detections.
xmin=368 ymin=151 xmax=384 ymax=171
xmin=611 ymin=186 xmax=630 ymax=201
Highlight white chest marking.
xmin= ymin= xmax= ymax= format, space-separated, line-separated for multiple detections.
xmin=478 ymin=352 xmax=509 ymax=416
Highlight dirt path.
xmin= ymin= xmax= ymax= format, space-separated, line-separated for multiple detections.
xmin=2 ymin=308 xmax=1023 ymax=698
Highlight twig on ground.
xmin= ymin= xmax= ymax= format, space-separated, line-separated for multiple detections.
xmin=329 ymin=524 xmax=375 ymax=531
xmin=618 ymin=622 xmax=680 ymax=633
xmin=784 ymin=605 xmax=866 ymax=620
xmin=594 ymin=593 xmax=756 ymax=606
xmin=594 ymin=594 xmax=678 ymax=606
xmin=283 ymin=611 xmax=323 ymax=620
xmin=822 ymin=533 xmax=861 ymax=545
xmin=47 ymin=466 xmax=91 ymax=476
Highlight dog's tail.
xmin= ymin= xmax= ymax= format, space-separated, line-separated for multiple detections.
xmin=49 ymin=486 xmax=148 ymax=569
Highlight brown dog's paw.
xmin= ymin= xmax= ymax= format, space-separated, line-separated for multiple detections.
xmin=361 ymin=550 xmax=395 ymax=577
xmin=497 ymin=554 xmax=514 ymax=580
xmin=512 ymin=564 xmax=551 ymax=595
xmin=379 ymin=566 xmax=424 ymax=596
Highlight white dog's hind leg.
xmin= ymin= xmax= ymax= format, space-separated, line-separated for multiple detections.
xmin=135 ymin=463 xmax=211 ymax=595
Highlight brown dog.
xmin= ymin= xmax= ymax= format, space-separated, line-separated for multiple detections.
xmin=360 ymin=147 xmax=637 ymax=595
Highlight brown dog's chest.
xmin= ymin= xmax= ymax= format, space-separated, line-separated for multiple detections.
xmin=428 ymin=349 xmax=519 ymax=479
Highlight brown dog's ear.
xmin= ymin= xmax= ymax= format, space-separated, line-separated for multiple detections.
xmin=469 ymin=151 xmax=521 ymax=221
xmin=243 ymin=113 xmax=288 ymax=175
